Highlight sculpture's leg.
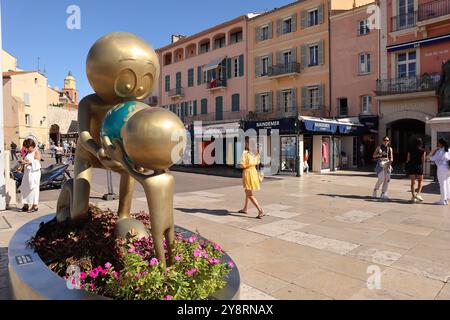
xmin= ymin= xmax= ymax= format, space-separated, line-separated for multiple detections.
xmin=164 ymin=226 xmax=175 ymax=266
xmin=56 ymin=179 xmax=73 ymax=223
xmin=142 ymin=172 xmax=175 ymax=268
xmin=72 ymin=154 xmax=93 ymax=222
xmin=117 ymin=173 xmax=135 ymax=219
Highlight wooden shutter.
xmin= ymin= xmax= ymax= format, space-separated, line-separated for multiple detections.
xmin=268 ymin=22 xmax=273 ymax=39
xmin=301 ymin=45 xmax=308 ymax=66
xmin=301 ymin=87 xmax=308 ymax=108
xmin=201 ymin=99 xmax=208 ymax=114
xmin=193 ymin=100 xmax=197 ymax=116
xmin=301 ymin=10 xmax=307 ymax=29
xmin=277 ymin=90 xmax=282 ymax=113
xmin=319 ymin=4 xmax=324 ymax=24
xmin=291 ymin=88 xmax=297 ymax=112
xmin=227 ymin=58 xmax=232 ymax=79
xmin=291 ymin=47 xmax=297 ymax=63
xmin=239 ymin=54 xmax=244 ymax=77
xmin=291 ymin=13 xmax=297 ymax=32
xmin=232 ymin=94 xmax=240 ymax=112
xmin=276 ymin=51 xmax=282 ymax=65
xmin=197 ymin=66 xmax=202 ymax=85
xmin=276 ymin=19 xmax=282 ymax=36
xmin=268 ymin=53 xmax=273 ymax=69
xmin=318 ymin=40 xmax=325 ymax=65
xmin=256 ymin=26 xmax=261 ymax=42
xmin=255 ymin=57 xmax=261 ymax=77
xmin=188 ymin=69 xmax=193 ymax=87
xmin=165 ymin=75 xmax=170 ymax=92
xmin=268 ymin=92 xmax=273 ymax=113
xmin=318 ymin=84 xmax=325 ymax=108
xmin=255 ymin=94 xmax=261 ymax=112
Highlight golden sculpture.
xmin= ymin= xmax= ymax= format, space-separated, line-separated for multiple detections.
xmin=56 ymin=32 xmax=187 ymax=268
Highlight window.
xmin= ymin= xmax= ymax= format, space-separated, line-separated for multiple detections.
xmin=398 ymin=0 xmax=415 ymax=29
xmin=283 ymin=17 xmax=292 ymax=34
xmin=165 ymin=75 xmax=170 ymax=92
xmin=200 ymin=42 xmax=210 ymax=54
xmin=338 ymin=98 xmax=348 ymax=117
xmin=359 ymin=53 xmax=371 ymax=74
xmin=309 ymin=45 xmax=319 ymax=66
xmin=214 ymin=36 xmax=225 ymax=49
xmin=261 ymin=93 xmax=269 ymax=112
xmin=186 ymin=101 xmax=194 ymax=117
xmin=261 ymin=56 xmax=269 ymax=76
xmin=232 ymin=94 xmax=240 ymax=112
xmin=188 ymin=69 xmax=194 ymax=87
xmin=307 ymin=87 xmax=320 ymax=108
xmin=397 ymin=51 xmax=416 ymax=78
xmin=25 ymin=114 xmax=32 ymax=127
xmin=230 ymin=30 xmax=243 ymax=44
xmin=282 ymin=90 xmax=292 ymax=112
xmin=261 ymin=25 xmax=269 ymax=40
xmin=233 ymin=57 xmax=240 ymax=78
xmin=23 ymin=93 xmax=30 ymax=106
xmin=308 ymin=9 xmax=319 ymax=27
xmin=203 ymin=69 xmax=208 ymax=84
xmin=361 ymin=96 xmax=372 ymax=114
xmin=358 ymin=19 xmax=370 ymax=35
xmin=283 ymin=51 xmax=292 ymax=66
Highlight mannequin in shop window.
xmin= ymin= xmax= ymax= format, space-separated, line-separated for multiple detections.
xmin=304 ymin=149 xmax=310 ymax=173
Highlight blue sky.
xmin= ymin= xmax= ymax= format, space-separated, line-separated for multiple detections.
xmin=2 ymin=0 xmax=364 ymax=98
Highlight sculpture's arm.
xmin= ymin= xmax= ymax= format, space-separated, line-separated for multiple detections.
xmin=78 ymin=95 xmax=105 ymax=158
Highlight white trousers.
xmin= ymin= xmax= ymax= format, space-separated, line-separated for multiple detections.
xmin=374 ymin=169 xmax=390 ymax=194
xmin=304 ymin=161 xmax=309 ymax=173
xmin=437 ymin=166 xmax=450 ymax=202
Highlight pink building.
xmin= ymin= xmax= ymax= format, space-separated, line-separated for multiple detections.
xmin=330 ymin=2 xmax=380 ymax=167
xmin=157 ymin=15 xmax=252 ymax=166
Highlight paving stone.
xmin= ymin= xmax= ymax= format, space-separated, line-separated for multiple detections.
xmin=335 ymin=210 xmax=379 ymax=224
xmin=239 ymin=269 xmax=290 ymax=294
xmin=265 ymin=211 xmax=301 ymax=219
xmin=239 ymin=284 xmax=277 ymax=300
xmin=363 ymin=230 xmax=425 ymax=250
xmin=247 ymin=220 xmax=308 ymax=237
xmin=263 ymin=204 xmax=293 ymax=211
xmin=277 ymin=231 xmax=359 ymax=255
xmin=437 ymin=283 xmax=450 ymax=300
xmin=349 ymin=247 xmax=403 ymax=266
xmin=189 ymin=191 xmax=224 ymax=198
xmin=272 ymin=284 xmax=332 ymax=300
xmin=391 ymin=255 xmax=450 ymax=282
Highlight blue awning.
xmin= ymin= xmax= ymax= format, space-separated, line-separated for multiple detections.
xmin=302 ymin=118 xmax=338 ymax=133
xmin=387 ymin=34 xmax=450 ymax=52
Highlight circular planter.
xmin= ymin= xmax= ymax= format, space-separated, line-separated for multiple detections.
xmin=8 ymin=214 xmax=240 ymax=300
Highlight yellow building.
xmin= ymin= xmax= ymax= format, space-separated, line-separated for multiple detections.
xmin=246 ymin=0 xmax=342 ymax=174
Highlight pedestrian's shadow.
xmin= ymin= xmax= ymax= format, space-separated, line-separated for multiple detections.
xmin=175 ymin=208 xmax=256 ymax=219
xmin=318 ymin=193 xmax=412 ymax=205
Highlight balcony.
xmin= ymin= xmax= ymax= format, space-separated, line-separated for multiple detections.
xmin=206 ymin=79 xmax=227 ymax=92
xmin=375 ymin=73 xmax=441 ymax=96
xmin=268 ymin=62 xmax=301 ymax=79
xmin=184 ymin=110 xmax=248 ymax=125
xmin=419 ymin=0 xmax=450 ymax=22
xmin=246 ymin=107 xmax=299 ymax=121
xmin=392 ymin=12 xmax=417 ymax=31
xmin=168 ymin=87 xmax=184 ymax=99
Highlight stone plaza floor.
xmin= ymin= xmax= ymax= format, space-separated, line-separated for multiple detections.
xmin=1 ymin=170 xmax=450 ymax=300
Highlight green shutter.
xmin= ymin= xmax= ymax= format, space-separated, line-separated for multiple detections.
xmin=197 ymin=66 xmax=202 ymax=85
xmin=201 ymin=98 xmax=208 ymax=114
xmin=291 ymin=88 xmax=297 ymax=112
xmin=188 ymin=69 xmax=194 ymax=87
xmin=318 ymin=84 xmax=325 ymax=108
xmin=319 ymin=4 xmax=324 ymax=24
xmin=227 ymin=58 xmax=232 ymax=79
xmin=255 ymin=57 xmax=261 ymax=77
xmin=215 ymin=96 xmax=223 ymax=121
xmin=239 ymin=54 xmax=244 ymax=77
xmin=291 ymin=13 xmax=297 ymax=32
xmin=256 ymin=26 xmax=261 ymax=42
xmin=255 ymin=93 xmax=261 ymax=113
xmin=276 ymin=19 xmax=282 ymax=35
xmin=232 ymin=94 xmax=240 ymax=112
xmin=318 ymin=40 xmax=325 ymax=65
xmin=268 ymin=92 xmax=273 ymax=113
xmin=165 ymin=75 xmax=170 ymax=92
xmin=193 ymin=100 xmax=197 ymax=116
xmin=268 ymin=22 xmax=273 ymax=39
xmin=301 ymin=87 xmax=308 ymax=108
xmin=301 ymin=45 xmax=308 ymax=66
xmin=277 ymin=90 xmax=282 ymax=113
xmin=301 ymin=10 xmax=307 ymax=29
xmin=176 ymin=72 xmax=181 ymax=89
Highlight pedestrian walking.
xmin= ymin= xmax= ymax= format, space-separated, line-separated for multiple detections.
xmin=63 ymin=140 xmax=69 ymax=155
xmin=406 ymin=138 xmax=426 ymax=203
xmin=304 ymin=149 xmax=310 ymax=173
xmin=238 ymin=136 xmax=264 ymax=219
xmin=10 ymin=141 xmax=18 ymax=161
xmin=55 ymin=143 xmax=64 ymax=164
xmin=372 ymin=136 xmax=393 ymax=200
xmin=50 ymin=142 xmax=55 ymax=158
xmin=428 ymin=138 xmax=450 ymax=205
xmin=19 ymin=139 xmax=42 ymax=212
xmin=70 ymin=141 xmax=77 ymax=165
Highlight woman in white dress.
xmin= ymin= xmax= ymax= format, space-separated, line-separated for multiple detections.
xmin=19 ymin=139 xmax=42 ymax=212
xmin=429 ymin=138 xmax=450 ymax=205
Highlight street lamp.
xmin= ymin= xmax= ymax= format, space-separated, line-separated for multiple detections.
xmin=0 ymin=3 xmax=6 ymax=210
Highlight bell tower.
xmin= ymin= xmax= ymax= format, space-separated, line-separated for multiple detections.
xmin=63 ymin=71 xmax=78 ymax=105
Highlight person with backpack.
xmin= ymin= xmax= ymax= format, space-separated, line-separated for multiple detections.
xmin=429 ymin=138 xmax=450 ymax=205
xmin=372 ymin=136 xmax=393 ymax=200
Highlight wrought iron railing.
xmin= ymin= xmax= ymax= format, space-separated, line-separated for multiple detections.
xmin=206 ymin=79 xmax=227 ymax=90
xmin=268 ymin=62 xmax=301 ymax=77
xmin=168 ymin=87 xmax=184 ymax=97
xmin=147 ymin=96 xmax=158 ymax=106
xmin=375 ymin=73 xmax=441 ymax=96
xmin=184 ymin=110 xmax=248 ymax=124
xmin=392 ymin=11 xmax=417 ymax=31
xmin=419 ymin=0 xmax=450 ymax=21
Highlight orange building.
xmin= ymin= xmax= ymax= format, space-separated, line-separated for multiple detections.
xmin=376 ymin=0 xmax=450 ymax=170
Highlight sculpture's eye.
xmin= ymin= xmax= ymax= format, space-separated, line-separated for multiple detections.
xmin=115 ymin=69 xmax=137 ymax=97
xmin=136 ymin=73 xmax=153 ymax=98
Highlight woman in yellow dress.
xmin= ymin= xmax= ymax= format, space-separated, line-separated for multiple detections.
xmin=238 ymin=137 xmax=264 ymax=219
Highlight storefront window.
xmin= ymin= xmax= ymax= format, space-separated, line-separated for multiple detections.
xmin=321 ymin=136 xmax=331 ymax=170
xmin=281 ymin=136 xmax=297 ymax=172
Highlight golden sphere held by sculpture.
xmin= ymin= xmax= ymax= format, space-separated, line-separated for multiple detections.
xmin=86 ymin=32 xmax=160 ymax=104
xmin=122 ymin=108 xmax=187 ymax=170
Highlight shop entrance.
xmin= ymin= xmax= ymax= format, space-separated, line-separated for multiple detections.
xmin=304 ymin=136 xmax=313 ymax=173
xmin=280 ymin=136 xmax=297 ymax=172
xmin=387 ymin=119 xmax=425 ymax=168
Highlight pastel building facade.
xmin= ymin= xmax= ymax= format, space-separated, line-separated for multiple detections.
xmin=157 ymin=15 xmax=251 ymax=167
xmin=330 ymin=2 xmax=380 ymax=167
xmin=376 ymin=0 xmax=450 ymax=169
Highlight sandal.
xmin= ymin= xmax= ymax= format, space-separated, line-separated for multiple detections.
xmin=257 ymin=211 xmax=265 ymax=219
xmin=21 ymin=206 xmax=29 ymax=212
xmin=30 ymin=206 xmax=39 ymax=212
xmin=238 ymin=210 xmax=248 ymax=214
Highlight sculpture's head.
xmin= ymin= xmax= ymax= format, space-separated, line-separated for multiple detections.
xmin=86 ymin=32 xmax=160 ymax=104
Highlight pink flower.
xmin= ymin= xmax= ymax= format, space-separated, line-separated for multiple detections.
xmin=113 ymin=271 xmax=119 ymax=279
xmin=186 ymin=268 xmax=198 ymax=276
xmin=227 ymin=261 xmax=235 ymax=268
xmin=175 ymin=255 xmax=182 ymax=261
xmin=208 ymin=258 xmax=220 ymax=265
xmin=89 ymin=269 xmax=99 ymax=278
xmin=150 ymin=258 xmax=158 ymax=266
xmin=90 ymin=283 xmax=95 ymax=290
xmin=71 ymin=278 xmax=77 ymax=285
xmin=79 ymin=272 xmax=87 ymax=280
xmin=202 ymin=251 xmax=209 ymax=259
xmin=164 ymin=295 xmax=173 ymax=300
xmin=193 ymin=249 xmax=201 ymax=258
xmin=188 ymin=236 xmax=197 ymax=243
xmin=136 ymin=272 xmax=141 ymax=279
xmin=104 ymin=262 xmax=112 ymax=269
xmin=128 ymin=247 xmax=135 ymax=253
xmin=213 ymin=243 xmax=222 ymax=251
xmin=97 ymin=266 xmax=104 ymax=273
